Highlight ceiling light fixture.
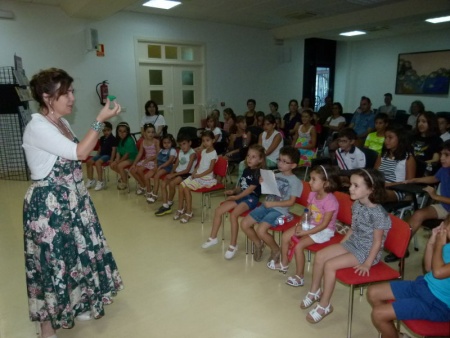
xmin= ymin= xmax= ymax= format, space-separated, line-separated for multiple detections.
xmin=143 ymin=0 xmax=181 ymax=10
xmin=340 ymin=30 xmax=366 ymax=36
xmin=426 ymin=15 xmax=450 ymax=24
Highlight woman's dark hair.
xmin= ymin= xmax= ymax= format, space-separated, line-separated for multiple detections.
xmin=104 ymin=121 xmax=113 ymax=130
xmin=351 ymin=168 xmax=386 ymax=203
xmin=310 ymin=165 xmax=341 ymax=193
xmin=160 ymin=133 xmax=176 ymax=149
xmin=30 ymin=68 xmax=74 ymax=111
xmin=223 ymin=108 xmax=236 ymax=120
xmin=410 ymin=100 xmax=425 ymax=115
xmin=263 ymin=114 xmax=276 ymax=125
xmin=381 ymin=124 xmax=412 ymax=161
xmin=247 ymin=99 xmax=256 ymax=105
xmin=301 ymin=97 xmax=311 ymax=108
xmin=415 ymin=111 xmax=440 ymax=137
xmin=269 ymin=101 xmax=278 ymax=110
xmin=256 ymin=111 xmax=265 ymax=119
xmin=332 ymin=102 xmax=343 ymax=115
xmin=288 ymin=99 xmax=299 ymax=108
xmin=230 ymin=115 xmax=246 ymax=134
xmin=116 ymin=122 xmax=132 ymax=146
xmin=144 ymin=100 xmax=159 ymax=116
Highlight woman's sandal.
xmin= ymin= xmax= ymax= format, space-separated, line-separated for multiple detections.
xmin=180 ymin=212 xmax=193 ymax=223
xmin=173 ymin=209 xmax=184 ymax=220
xmin=266 ymin=260 xmax=289 ymax=274
xmin=286 ymin=275 xmax=304 ymax=287
xmin=300 ymin=289 xmax=321 ymax=309
xmin=306 ymin=303 xmax=333 ymax=324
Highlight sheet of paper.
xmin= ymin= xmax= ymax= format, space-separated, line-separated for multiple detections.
xmin=260 ymin=169 xmax=280 ymax=197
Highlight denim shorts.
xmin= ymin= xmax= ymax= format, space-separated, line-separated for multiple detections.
xmin=235 ymin=195 xmax=259 ymax=210
xmin=249 ymin=205 xmax=282 ymax=227
xmin=391 ymin=276 xmax=450 ymax=322
xmin=92 ymin=154 xmax=110 ymax=162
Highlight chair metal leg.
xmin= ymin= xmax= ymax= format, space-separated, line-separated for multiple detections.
xmin=201 ymin=194 xmax=206 ymax=223
xmin=413 ymin=234 xmax=419 ymax=251
xmin=347 ymin=284 xmax=355 ymax=338
xmin=307 ymin=250 xmax=311 ymax=262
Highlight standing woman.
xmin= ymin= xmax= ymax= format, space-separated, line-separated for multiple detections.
xmin=23 ymin=68 xmax=124 ymax=338
xmin=141 ymin=100 xmax=167 ymax=137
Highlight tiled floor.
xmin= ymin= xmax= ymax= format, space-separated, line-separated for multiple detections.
xmin=0 ymin=175 xmax=428 ymax=338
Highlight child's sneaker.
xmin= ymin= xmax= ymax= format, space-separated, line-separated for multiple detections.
xmin=94 ymin=181 xmax=105 ymax=191
xmin=86 ymin=179 xmax=96 ymax=189
xmin=136 ymin=186 xmax=146 ymax=195
xmin=201 ymin=237 xmax=218 ymax=249
xmin=155 ymin=204 xmax=172 ymax=216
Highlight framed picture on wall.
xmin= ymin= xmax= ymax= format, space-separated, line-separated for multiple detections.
xmin=395 ymin=49 xmax=450 ymax=95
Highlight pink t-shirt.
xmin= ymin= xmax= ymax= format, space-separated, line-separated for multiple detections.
xmin=307 ymin=192 xmax=339 ymax=231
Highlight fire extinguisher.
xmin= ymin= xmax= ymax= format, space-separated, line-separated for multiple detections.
xmin=96 ymin=80 xmax=109 ymax=105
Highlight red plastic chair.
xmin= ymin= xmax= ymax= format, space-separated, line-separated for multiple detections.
xmin=297 ymin=180 xmax=311 ymax=207
xmin=306 ymin=191 xmax=353 ymax=262
xmin=335 ymin=214 xmax=411 ymax=338
xmin=192 ymin=156 xmax=228 ymax=223
xmin=401 ymin=319 xmax=450 ymax=337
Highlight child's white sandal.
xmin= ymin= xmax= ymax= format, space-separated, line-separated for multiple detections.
xmin=300 ymin=289 xmax=321 ymax=309
xmin=306 ymin=303 xmax=333 ymax=323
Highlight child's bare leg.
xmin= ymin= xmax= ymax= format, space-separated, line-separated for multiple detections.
xmin=117 ymin=161 xmax=131 ymax=183
xmin=168 ymin=177 xmax=182 ymax=202
xmin=229 ymin=203 xmax=249 ymax=247
xmin=161 ymin=177 xmax=169 ymax=203
xmin=318 ymin=252 xmax=358 ymax=307
xmin=367 ymin=285 xmax=399 ymax=338
xmin=209 ymin=201 xmax=237 ymax=239
xmin=309 ymin=244 xmax=346 ymax=293
xmin=177 ymin=184 xmax=185 ymax=210
xmin=86 ymin=158 xmax=94 ymax=179
xmin=136 ymin=167 xmax=148 ymax=188
xmin=240 ymin=215 xmax=259 ymax=246
xmin=256 ymin=222 xmax=279 ymax=254
xmin=409 ymin=206 xmax=438 ymax=236
xmin=184 ymin=187 xmax=193 ymax=214
xmin=144 ymin=170 xmax=155 ymax=193
xmin=293 ymin=236 xmax=315 ymax=277
xmin=94 ymin=159 xmax=104 ymax=181
xmin=152 ymin=169 xmax=166 ymax=195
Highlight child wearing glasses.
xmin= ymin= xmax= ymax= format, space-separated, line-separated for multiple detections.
xmin=241 ymin=146 xmax=303 ymax=262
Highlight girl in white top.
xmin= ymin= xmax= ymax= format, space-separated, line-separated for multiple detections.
xmin=260 ymin=114 xmax=284 ymax=168
xmin=155 ymin=134 xmax=197 ymax=216
xmin=205 ymin=115 xmax=222 ymax=142
xmin=175 ymin=130 xmax=218 ymax=223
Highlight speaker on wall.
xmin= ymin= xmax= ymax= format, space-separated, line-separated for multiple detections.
xmin=85 ymin=28 xmax=98 ymax=51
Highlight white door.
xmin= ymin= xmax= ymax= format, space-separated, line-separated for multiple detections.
xmin=138 ymin=64 xmax=203 ymax=136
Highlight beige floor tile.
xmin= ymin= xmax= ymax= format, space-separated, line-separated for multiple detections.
xmin=0 ymin=176 xmax=427 ymax=338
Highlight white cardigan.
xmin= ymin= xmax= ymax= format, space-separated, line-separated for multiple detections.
xmin=22 ymin=113 xmax=78 ymax=180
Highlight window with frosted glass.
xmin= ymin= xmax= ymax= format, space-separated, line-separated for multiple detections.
xmin=148 ymin=45 xmax=162 ymax=58
xmin=183 ymin=109 xmax=195 ymax=123
xmin=182 ymin=90 xmax=194 ymax=104
xmin=150 ymin=90 xmax=164 ymax=105
xmin=165 ymin=46 xmax=178 ymax=59
xmin=149 ymin=70 xmax=163 ymax=85
xmin=182 ymin=71 xmax=194 ymax=86
xmin=181 ymin=47 xmax=194 ymax=61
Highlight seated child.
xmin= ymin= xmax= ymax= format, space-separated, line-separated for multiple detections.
xmin=155 ymin=134 xmax=197 ymax=216
xmin=202 ymin=144 xmax=265 ymax=259
xmin=438 ymin=114 xmax=450 ymax=142
xmin=301 ymin=169 xmax=391 ymax=323
xmin=385 ymin=139 xmax=450 ymax=263
xmin=292 ymin=109 xmax=317 ymax=167
xmin=335 ymin=128 xmax=366 ymax=170
xmin=145 ymin=134 xmax=177 ymax=203
xmin=364 ymin=113 xmax=388 ymax=155
xmin=85 ymin=121 xmax=117 ymax=191
xmin=368 ymin=215 xmax=450 ymax=338
xmin=268 ymin=165 xmax=340 ymax=288
xmin=175 ymin=130 xmax=218 ymax=223
xmin=240 ymin=146 xmax=303 ymax=262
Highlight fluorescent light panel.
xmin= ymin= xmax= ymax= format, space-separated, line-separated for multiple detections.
xmin=426 ymin=15 xmax=450 ymax=24
xmin=340 ymin=30 xmax=366 ymax=36
xmin=143 ymin=0 xmax=181 ymax=10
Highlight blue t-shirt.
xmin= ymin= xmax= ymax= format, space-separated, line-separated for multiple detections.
xmin=351 ymin=110 xmax=375 ymax=137
xmin=425 ymin=243 xmax=450 ymax=308
xmin=435 ymin=167 xmax=450 ymax=212
xmin=239 ymin=167 xmax=261 ymax=198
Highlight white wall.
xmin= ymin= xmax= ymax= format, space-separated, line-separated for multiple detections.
xmin=335 ymin=28 xmax=450 ymax=114
xmin=1 ymin=1 xmax=304 ymax=135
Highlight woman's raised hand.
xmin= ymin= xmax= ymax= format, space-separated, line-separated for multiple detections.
xmin=97 ymin=98 xmax=122 ymax=122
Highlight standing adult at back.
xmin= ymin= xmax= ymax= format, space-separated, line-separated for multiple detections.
xmin=317 ymin=95 xmax=333 ymax=124
xmin=245 ymin=99 xmax=257 ymax=126
xmin=349 ymin=96 xmax=375 ymax=147
xmin=378 ymin=93 xmax=397 ymax=119
xmin=141 ymin=100 xmax=166 ymax=137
